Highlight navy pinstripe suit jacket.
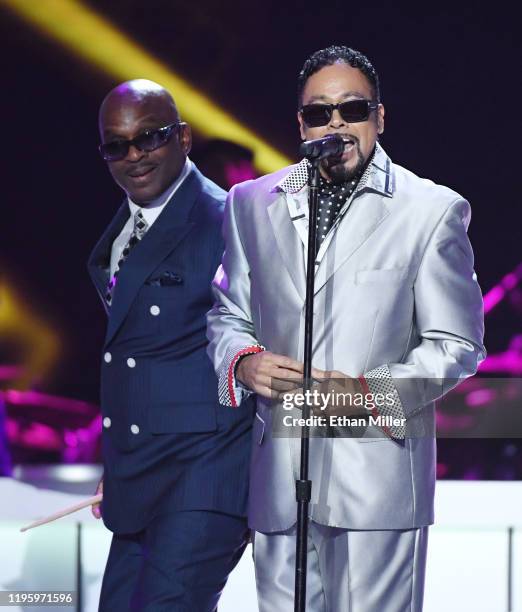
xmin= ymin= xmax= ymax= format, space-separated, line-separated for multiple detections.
xmin=88 ymin=166 xmax=254 ymax=534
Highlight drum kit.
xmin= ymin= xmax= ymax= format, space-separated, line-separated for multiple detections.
xmin=0 ymin=387 xmax=100 ymax=464
xmin=436 ymin=263 xmax=522 ymax=435
xmin=434 ymin=262 xmax=522 ymax=479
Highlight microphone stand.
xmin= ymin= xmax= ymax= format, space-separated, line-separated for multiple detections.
xmin=294 ymin=157 xmax=320 ymax=612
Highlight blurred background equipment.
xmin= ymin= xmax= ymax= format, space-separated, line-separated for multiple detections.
xmin=191 ymin=139 xmax=257 ymax=189
xmin=0 ymin=394 xmax=12 ymax=476
xmin=4 ymin=390 xmax=101 ymax=465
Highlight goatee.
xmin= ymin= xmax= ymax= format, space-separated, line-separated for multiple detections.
xmin=321 ymin=142 xmax=367 ymax=184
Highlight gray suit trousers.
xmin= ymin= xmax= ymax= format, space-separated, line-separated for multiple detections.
xmin=252 ymin=522 xmax=428 ymax=612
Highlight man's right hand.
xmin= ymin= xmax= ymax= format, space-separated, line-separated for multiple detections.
xmin=236 ymin=351 xmax=303 ymax=399
xmin=91 ymin=476 xmax=103 ymax=519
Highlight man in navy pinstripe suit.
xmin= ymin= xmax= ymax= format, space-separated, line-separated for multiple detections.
xmin=88 ymin=79 xmax=253 ymax=611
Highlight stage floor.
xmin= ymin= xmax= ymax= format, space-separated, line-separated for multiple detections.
xmin=1 ymin=475 xmax=521 ymax=611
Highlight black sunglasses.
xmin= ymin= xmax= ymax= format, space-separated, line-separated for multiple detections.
xmin=99 ymin=122 xmax=180 ymax=162
xmin=300 ymin=100 xmax=379 ymax=127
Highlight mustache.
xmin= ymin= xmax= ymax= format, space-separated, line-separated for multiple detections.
xmin=340 ymin=134 xmax=359 ymax=146
xmin=126 ymin=164 xmax=157 ymax=177
xmin=324 ymin=136 xmax=361 ymax=167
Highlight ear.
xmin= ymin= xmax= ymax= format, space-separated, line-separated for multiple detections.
xmin=377 ymin=104 xmax=385 ymax=135
xmin=179 ymin=122 xmax=192 ymax=154
xmin=297 ymin=111 xmax=307 ymax=141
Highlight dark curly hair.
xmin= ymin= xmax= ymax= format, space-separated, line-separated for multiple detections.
xmin=297 ymin=45 xmax=381 ymax=107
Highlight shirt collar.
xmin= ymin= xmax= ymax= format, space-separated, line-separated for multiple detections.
xmin=272 ymin=142 xmax=394 ymax=198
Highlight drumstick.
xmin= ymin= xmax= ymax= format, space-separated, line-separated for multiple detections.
xmin=20 ymin=493 xmax=103 ymax=532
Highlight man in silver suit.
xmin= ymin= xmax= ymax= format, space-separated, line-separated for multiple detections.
xmin=207 ymin=45 xmax=485 ymax=611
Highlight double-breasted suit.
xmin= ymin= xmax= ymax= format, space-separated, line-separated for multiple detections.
xmin=88 ymin=165 xmax=253 ymax=610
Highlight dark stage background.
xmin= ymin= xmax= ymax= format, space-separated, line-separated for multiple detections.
xmin=0 ymin=1 xmax=520 ymax=473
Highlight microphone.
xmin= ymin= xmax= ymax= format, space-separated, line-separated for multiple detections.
xmin=299 ymin=134 xmax=345 ymax=160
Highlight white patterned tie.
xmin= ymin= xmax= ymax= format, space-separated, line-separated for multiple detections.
xmin=106 ymin=210 xmax=148 ymax=305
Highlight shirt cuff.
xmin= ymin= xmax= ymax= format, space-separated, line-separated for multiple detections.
xmin=360 ymin=364 xmax=406 ymax=439
xmin=218 ymin=344 xmax=265 ymax=407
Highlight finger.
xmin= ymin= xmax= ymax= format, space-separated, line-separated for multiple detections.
xmin=263 ymin=373 xmax=302 ymax=395
xmin=330 ymin=370 xmax=347 ymax=379
xmin=270 ymin=367 xmax=304 ymax=381
xmin=271 ymin=378 xmax=302 ymax=393
xmin=312 ymin=367 xmax=328 ymax=380
xmin=312 ymin=368 xmax=336 ymax=380
xmin=253 ymin=373 xmax=299 ymax=396
xmin=269 ymin=355 xmax=304 ymax=372
xmin=91 ymin=503 xmax=101 ymax=519
xmin=253 ymin=373 xmax=279 ymax=390
xmin=92 ymin=481 xmax=103 ymax=519
xmin=252 ymin=383 xmax=277 ymax=399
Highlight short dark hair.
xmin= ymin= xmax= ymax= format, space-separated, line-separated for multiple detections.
xmin=297 ymin=45 xmax=381 ymax=107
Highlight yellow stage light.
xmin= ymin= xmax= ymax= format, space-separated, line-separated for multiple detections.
xmin=0 ymin=281 xmax=60 ymax=390
xmin=1 ymin=0 xmax=292 ymax=173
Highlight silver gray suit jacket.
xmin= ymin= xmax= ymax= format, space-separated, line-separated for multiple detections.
xmin=206 ymin=144 xmax=485 ymax=532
